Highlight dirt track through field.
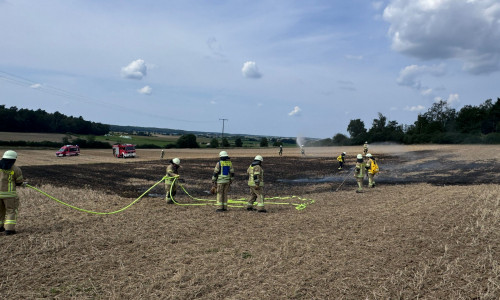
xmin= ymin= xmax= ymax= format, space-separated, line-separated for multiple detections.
xmin=1 ymin=145 xmax=499 ymax=299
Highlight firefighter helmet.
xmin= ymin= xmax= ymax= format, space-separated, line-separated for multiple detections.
xmin=254 ymin=155 xmax=263 ymax=161
xmin=219 ymin=151 xmax=228 ymax=157
xmin=2 ymin=150 xmax=17 ymax=159
xmin=366 ymin=153 xmax=372 ymax=158
xmin=356 ymin=154 xmax=363 ymax=159
xmin=172 ymin=158 xmax=180 ymax=165
xmin=342 ymin=152 xmax=346 ymax=155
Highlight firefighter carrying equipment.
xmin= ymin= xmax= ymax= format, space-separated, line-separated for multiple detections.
xmin=3 ymin=150 xmax=18 ymax=159
xmin=368 ymin=158 xmax=379 ymax=174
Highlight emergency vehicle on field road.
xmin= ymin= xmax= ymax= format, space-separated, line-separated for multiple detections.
xmin=112 ymin=144 xmax=136 ymax=158
xmin=56 ymin=145 xmax=80 ymax=157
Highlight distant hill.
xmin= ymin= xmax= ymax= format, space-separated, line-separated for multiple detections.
xmin=109 ymin=124 xmax=294 ymax=140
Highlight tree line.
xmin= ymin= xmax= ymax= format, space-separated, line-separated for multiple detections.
xmin=0 ymin=105 xmax=110 ymax=135
xmin=312 ymin=98 xmax=500 ymax=146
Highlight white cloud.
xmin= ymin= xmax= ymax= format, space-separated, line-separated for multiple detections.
xmin=405 ymin=105 xmax=426 ymax=112
xmin=30 ymin=83 xmax=42 ymax=89
xmin=397 ymin=64 xmax=446 ymax=90
xmin=420 ymin=88 xmax=433 ymax=96
xmin=288 ymin=106 xmax=301 ymax=116
xmin=210 ymin=100 xmax=217 ymax=105
xmin=121 ymin=59 xmax=148 ymax=80
xmin=138 ymin=85 xmax=152 ymax=95
xmin=241 ymin=61 xmax=262 ymax=79
xmin=435 ymin=93 xmax=460 ymax=106
xmin=384 ymin=0 xmax=500 ymax=74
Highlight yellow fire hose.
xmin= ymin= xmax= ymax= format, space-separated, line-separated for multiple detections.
xmin=27 ymin=176 xmax=315 ymax=214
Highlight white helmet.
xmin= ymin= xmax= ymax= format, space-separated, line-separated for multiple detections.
xmin=342 ymin=152 xmax=346 ymax=155
xmin=254 ymin=155 xmax=263 ymax=161
xmin=356 ymin=154 xmax=363 ymax=159
xmin=172 ymin=158 xmax=180 ymax=165
xmin=366 ymin=153 xmax=372 ymax=158
xmin=219 ymin=151 xmax=228 ymax=157
xmin=2 ymin=150 xmax=17 ymax=159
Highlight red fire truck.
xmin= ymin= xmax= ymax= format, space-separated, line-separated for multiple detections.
xmin=112 ymin=144 xmax=136 ymax=158
xmin=56 ymin=145 xmax=80 ymax=157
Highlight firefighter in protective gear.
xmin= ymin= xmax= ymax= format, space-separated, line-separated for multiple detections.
xmin=246 ymin=155 xmax=266 ymax=213
xmin=353 ymin=154 xmax=365 ymax=193
xmin=279 ymin=145 xmax=283 ymax=156
xmin=165 ymin=158 xmax=180 ymax=204
xmin=0 ymin=150 xmax=25 ymax=235
xmin=337 ymin=152 xmax=346 ymax=170
xmin=212 ymin=151 xmax=234 ymax=212
xmin=365 ymin=153 xmax=377 ymax=188
xmin=363 ymin=142 xmax=369 ymax=155
xmin=300 ymin=145 xmax=305 ymax=156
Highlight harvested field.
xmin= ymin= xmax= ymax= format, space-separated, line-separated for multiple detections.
xmin=1 ymin=145 xmax=499 ymax=299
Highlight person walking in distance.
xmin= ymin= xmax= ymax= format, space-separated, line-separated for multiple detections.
xmin=165 ymin=158 xmax=180 ymax=204
xmin=212 ymin=151 xmax=234 ymax=212
xmin=300 ymin=145 xmax=305 ymax=156
xmin=337 ymin=152 xmax=346 ymax=170
xmin=354 ymin=154 xmax=366 ymax=193
xmin=363 ymin=141 xmax=369 ymax=155
xmin=279 ymin=145 xmax=283 ymax=157
xmin=365 ymin=153 xmax=378 ymax=188
xmin=246 ymin=155 xmax=266 ymax=213
xmin=0 ymin=150 xmax=25 ymax=235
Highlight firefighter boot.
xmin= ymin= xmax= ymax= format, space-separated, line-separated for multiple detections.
xmin=0 ymin=226 xmax=4 ymax=232
xmin=5 ymin=230 xmax=16 ymax=235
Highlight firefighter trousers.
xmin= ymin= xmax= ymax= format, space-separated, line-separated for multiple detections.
xmin=247 ymin=186 xmax=265 ymax=211
xmin=0 ymin=197 xmax=19 ymax=231
xmin=165 ymin=181 xmax=178 ymax=203
xmin=216 ymin=183 xmax=230 ymax=210
xmin=368 ymin=173 xmax=375 ymax=187
xmin=356 ymin=177 xmax=364 ymax=192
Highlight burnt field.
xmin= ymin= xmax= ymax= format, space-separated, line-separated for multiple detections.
xmin=2 ymin=146 xmax=500 ymax=299
xmin=22 ymin=149 xmax=498 ymax=198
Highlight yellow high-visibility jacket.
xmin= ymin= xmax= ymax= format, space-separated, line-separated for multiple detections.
xmin=0 ymin=166 xmax=24 ymax=198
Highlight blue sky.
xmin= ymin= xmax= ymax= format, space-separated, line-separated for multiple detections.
xmin=1 ymin=0 xmax=499 ymax=138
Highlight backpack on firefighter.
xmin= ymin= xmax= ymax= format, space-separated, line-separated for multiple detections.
xmin=369 ymin=158 xmax=379 ymax=174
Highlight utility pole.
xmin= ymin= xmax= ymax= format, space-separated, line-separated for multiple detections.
xmin=219 ymin=118 xmax=228 ymax=143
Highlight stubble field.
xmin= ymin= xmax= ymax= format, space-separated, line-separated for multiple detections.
xmin=1 ymin=145 xmax=499 ymax=299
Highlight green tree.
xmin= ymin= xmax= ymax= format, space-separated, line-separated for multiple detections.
xmin=332 ymin=133 xmax=349 ymax=145
xmin=260 ymin=137 xmax=269 ymax=147
xmin=347 ymin=119 xmax=367 ymax=139
xmin=234 ymin=137 xmax=243 ymax=147
xmin=222 ymin=137 xmax=230 ymax=147
xmin=209 ymin=138 xmax=219 ymax=148
xmin=176 ymin=134 xmax=200 ymax=148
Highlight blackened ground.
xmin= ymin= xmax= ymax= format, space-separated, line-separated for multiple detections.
xmin=23 ymin=150 xmax=499 ymax=198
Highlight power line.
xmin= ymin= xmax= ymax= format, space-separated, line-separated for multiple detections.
xmin=219 ymin=118 xmax=228 ymax=140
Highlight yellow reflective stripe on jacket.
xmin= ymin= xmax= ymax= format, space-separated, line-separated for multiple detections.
xmin=247 ymin=165 xmax=263 ymax=187
xmin=1 ymin=169 xmax=17 ymax=197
